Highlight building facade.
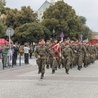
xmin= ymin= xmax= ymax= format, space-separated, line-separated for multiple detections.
xmin=37 ymin=0 xmax=63 ymax=22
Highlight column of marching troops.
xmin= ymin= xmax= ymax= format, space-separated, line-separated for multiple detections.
xmin=35 ymin=38 xmax=98 ymax=79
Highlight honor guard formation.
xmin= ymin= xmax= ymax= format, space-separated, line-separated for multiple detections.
xmin=35 ymin=38 xmax=98 ymax=79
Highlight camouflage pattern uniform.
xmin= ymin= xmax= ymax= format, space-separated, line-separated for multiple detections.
xmin=51 ymin=47 xmax=60 ymax=74
xmin=35 ymin=41 xmax=48 ymax=79
xmin=61 ymin=44 xmax=73 ymax=74
xmin=45 ymin=41 xmax=53 ymax=69
xmin=77 ymin=42 xmax=86 ymax=70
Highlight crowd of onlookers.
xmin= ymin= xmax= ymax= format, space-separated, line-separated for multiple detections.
xmin=0 ymin=43 xmax=36 ymax=68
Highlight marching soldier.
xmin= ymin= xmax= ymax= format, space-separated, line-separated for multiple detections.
xmin=60 ymin=42 xmax=65 ymax=68
xmin=34 ymin=38 xmax=98 ymax=77
xmin=50 ymin=39 xmax=61 ymax=74
xmin=61 ymin=42 xmax=73 ymax=74
xmin=77 ymin=42 xmax=86 ymax=70
xmin=45 ymin=40 xmax=52 ymax=69
xmin=35 ymin=39 xmax=48 ymax=79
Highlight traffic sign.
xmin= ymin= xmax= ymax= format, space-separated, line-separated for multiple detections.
xmin=60 ymin=32 xmax=64 ymax=38
xmin=6 ymin=28 xmax=14 ymax=36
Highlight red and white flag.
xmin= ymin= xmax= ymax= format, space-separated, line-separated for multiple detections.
xmin=52 ymin=43 xmax=61 ymax=56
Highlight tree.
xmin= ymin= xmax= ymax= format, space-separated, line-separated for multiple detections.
xmin=79 ymin=16 xmax=87 ymax=25
xmin=80 ymin=26 xmax=92 ymax=40
xmin=42 ymin=1 xmax=85 ymax=39
xmin=0 ymin=21 xmax=5 ymax=37
xmin=14 ymin=22 xmax=50 ymax=44
xmin=0 ymin=0 xmax=6 ymax=38
xmin=74 ymin=16 xmax=92 ymax=40
xmin=0 ymin=0 xmax=6 ymax=6
xmin=5 ymin=6 xmax=37 ymax=29
xmin=42 ymin=18 xmax=59 ymax=32
xmin=0 ymin=0 xmax=6 ymax=14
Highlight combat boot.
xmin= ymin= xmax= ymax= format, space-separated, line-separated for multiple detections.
xmin=40 ymin=73 xmax=44 ymax=79
xmin=66 ymin=69 xmax=69 ymax=74
xmin=70 ymin=64 xmax=73 ymax=69
xmin=84 ymin=64 xmax=87 ymax=68
xmin=58 ymin=65 xmax=61 ymax=69
xmin=55 ymin=67 xmax=57 ymax=70
xmin=78 ymin=66 xmax=81 ymax=71
xmin=52 ymin=70 xmax=55 ymax=74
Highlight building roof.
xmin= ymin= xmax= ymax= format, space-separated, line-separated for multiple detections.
xmin=37 ymin=0 xmax=52 ymax=11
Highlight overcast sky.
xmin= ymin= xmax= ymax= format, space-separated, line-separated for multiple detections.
xmin=5 ymin=0 xmax=98 ymax=32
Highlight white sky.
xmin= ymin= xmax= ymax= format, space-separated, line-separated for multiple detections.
xmin=5 ymin=0 xmax=98 ymax=32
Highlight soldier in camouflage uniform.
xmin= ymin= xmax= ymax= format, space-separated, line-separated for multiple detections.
xmin=70 ymin=42 xmax=78 ymax=68
xmin=76 ymin=42 xmax=86 ymax=70
xmin=35 ymin=39 xmax=48 ymax=79
xmin=50 ymin=40 xmax=60 ymax=74
xmin=45 ymin=40 xmax=53 ymax=69
xmin=93 ymin=44 xmax=97 ymax=62
xmin=60 ymin=42 xmax=65 ymax=68
xmin=90 ymin=44 xmax=94 ymax=64
xmin=61 ymin=43 xmax=73 ymax=74
xmin=96 ymin=44 xmax=98 ymax=59
xmin=69 ymin=42 xmax=75 ymax=69
xmin=86 ymin=43 xmax=92 ymax=66
xmin=83 ymin=42 xmax=89 ymax=67
xmin=81 ymin=42 xmax=87 ymax=68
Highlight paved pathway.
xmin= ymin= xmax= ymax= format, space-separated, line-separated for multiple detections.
xmin=0 ymin=58 xmax=98 ymax=98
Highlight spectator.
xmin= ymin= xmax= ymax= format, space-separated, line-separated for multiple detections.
xmin=24 ymin=44 xmax=30 ymax=64
xmin=0 ymin=45 xmax=2 ymax=58
xmin=29 ymin=45 xmax=33 ymax=59
xmin=2 ymin=43 xmax=9 ymax=67
xmin=12 ymin=45 xmax=19 ymax=66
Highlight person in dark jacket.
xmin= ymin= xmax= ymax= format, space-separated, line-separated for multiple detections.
xmin=29 ymin=45 xmax=33 ymax=59
xmin=12 ymin=45 xmax=19 ymax=66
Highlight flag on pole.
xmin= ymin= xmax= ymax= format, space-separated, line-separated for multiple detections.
xmin=52 ymin=43 xmax=61 ymax=56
